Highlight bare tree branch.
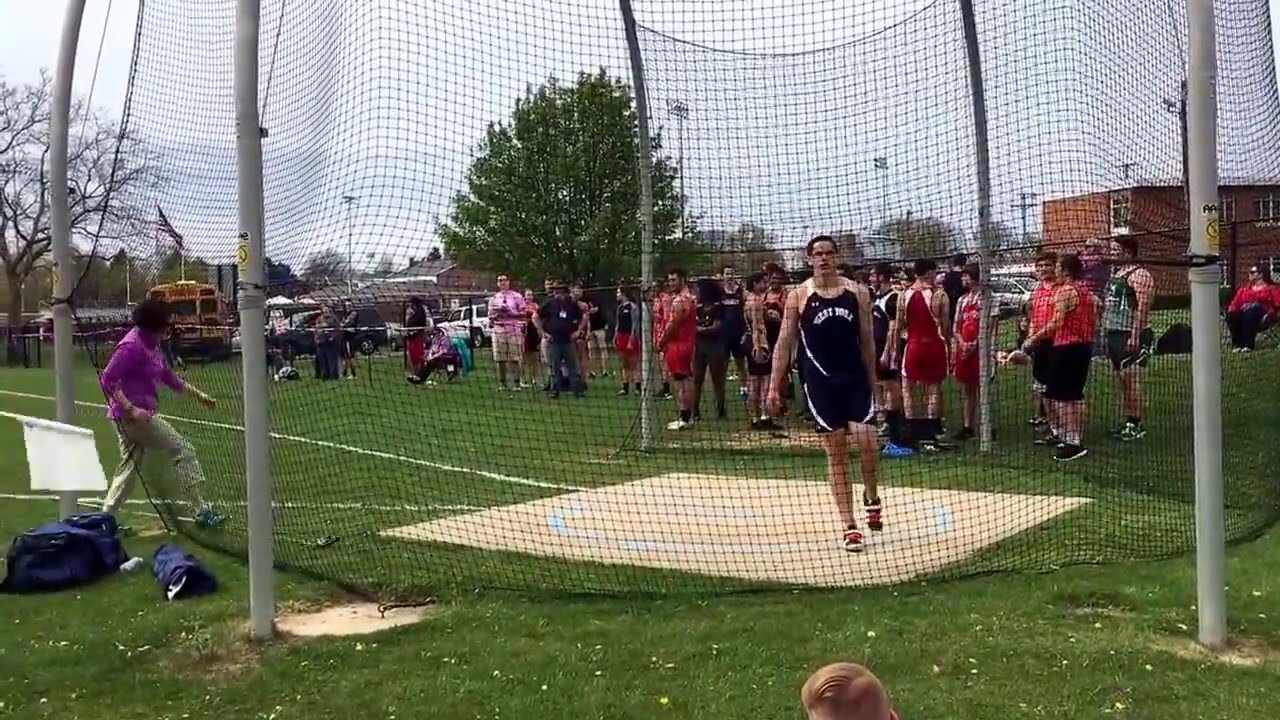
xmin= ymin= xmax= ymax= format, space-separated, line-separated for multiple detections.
xmin=1 ymin=71 xmax=162 ymax=323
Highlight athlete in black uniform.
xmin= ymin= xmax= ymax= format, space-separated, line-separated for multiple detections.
xmin=870 ymin=263 xmax=908 ymax=451
xmin=692 ymin=279 xmax=728 ymax=420
xmin=720 ymin=267 xmax=748 ymax=396
xmin=757 ymin=268 xmax=789 ymax=430
xmin=743 ymin=272 xmax=772 ymax=429
xmin=769 ymin=236 xmax=883 ymax=553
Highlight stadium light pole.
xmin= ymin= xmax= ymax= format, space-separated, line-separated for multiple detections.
xmin=1012 ymin=192 xmax=1038 ymax=248
xmin=1185 ymin=0 xmax=1227 ymax=650
xmin=50 ymin=0 xmax=88 ymax=520
xmin=620 ymin=0 xmax=656 ymax=451
xmin=1163 ymin=80 xmax=1190 ymax=211
xmin=342 ymin=195 xmax=359 ymax=296
xmin=667 ymin=100 xmax=688 ymax=240
xmin=235 ymin=0 xmax=276 ymax=641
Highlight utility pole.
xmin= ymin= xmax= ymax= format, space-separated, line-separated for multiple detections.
xmin=1011 ymin=192 xmax=1038 ymax=249
xmin=666 ymin=100 xmax=688 ymax=239
xmin=341 ymin=194 xmax=358 ymax=295
xmin=1163 ymin=79 xmax=1190 ymax=211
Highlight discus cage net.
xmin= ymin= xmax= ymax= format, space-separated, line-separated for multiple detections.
xmin=40 ymin=0 xmax=1280 ymax=598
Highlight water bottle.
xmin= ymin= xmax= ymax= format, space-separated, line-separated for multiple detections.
xmin=119 ymin=557 xmax=145 ymax=573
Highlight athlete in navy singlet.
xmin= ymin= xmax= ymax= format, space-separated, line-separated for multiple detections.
xmin=769 ymin=236 xmax=883 ymax=553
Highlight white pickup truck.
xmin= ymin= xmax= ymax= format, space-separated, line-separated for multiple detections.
xmin=437 ymin=303 xmax=491 ymax=348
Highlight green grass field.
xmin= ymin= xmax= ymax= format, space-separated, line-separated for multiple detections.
xmin=1 ymin=332 xmax=1279 ymax=718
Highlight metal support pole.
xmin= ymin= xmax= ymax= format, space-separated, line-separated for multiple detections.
xmin=959 ymin=0 xmax=994 ymax=452
xmin=620 ymin=0 xmax=655 ymax=451
xmin=235 ymin=0 xmax=276 ymax=641
xmin=50 ymin=0 xmax=88 ymax=520
xmin=1185 ymin=0 xmax=1227 ymax=649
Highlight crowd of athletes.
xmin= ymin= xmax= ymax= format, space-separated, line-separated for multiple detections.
xmin=391 ymin=232 xmax=1246 ymax=463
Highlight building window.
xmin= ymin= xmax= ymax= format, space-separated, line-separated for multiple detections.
xmin=1254 ymin=195 xmax=1279 ymax=221
xmin=1220 ymin=197 xmax=1235 ymax=223
xmin=1110 ymin=193 xmax=1131 ymax=230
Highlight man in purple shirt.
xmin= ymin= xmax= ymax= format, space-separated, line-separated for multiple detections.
xmin=99 ymin=299 xmax=223 ymax=529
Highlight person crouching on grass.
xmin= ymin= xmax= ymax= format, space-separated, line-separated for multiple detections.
xmin=801 ymin=662 xmax=898 ymax=720
xmin=99 ymin=299 xmax=223 ymax=529
xmin=950 ymin=263 xmax=999 ymax=441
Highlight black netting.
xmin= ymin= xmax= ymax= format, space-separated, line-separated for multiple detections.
xmin=27 ymin=0 xmax=1280 ymax=600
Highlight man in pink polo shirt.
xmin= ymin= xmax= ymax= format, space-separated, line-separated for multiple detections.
xmin=488 ymin=273 xmax=527 ymax=390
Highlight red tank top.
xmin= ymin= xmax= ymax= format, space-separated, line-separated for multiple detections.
xmin=904 ymin=288 xmax=943 ymax=344
xmin=669 ymin=291 xmax=697 ymax=345
xmin=1054 ymin=283 xmax=1096 ymax=346
xmin=653 ymin=292 xmax=670 ymax=337
xmin=1030 ymin=283 xmax=1056 ymax=334
xmin=957 ymin=292 xmax=981 ymax=343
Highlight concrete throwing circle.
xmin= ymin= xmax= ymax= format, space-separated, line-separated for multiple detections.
xmin=546 ymin=489 xmax=953 ymax=555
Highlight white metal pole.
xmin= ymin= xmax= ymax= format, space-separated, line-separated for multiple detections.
xmin=1185 ymin=0 xmax=1227 ymax=649
xmin=235 ymin=0 xmax=276 ymax=641
xmin=50 ymin=0 xmax=88 ymax=520
xmin=959 ymin=0 xmax=994 ymax=451
xmin=619 ymin=0 xmax=655 ymax=451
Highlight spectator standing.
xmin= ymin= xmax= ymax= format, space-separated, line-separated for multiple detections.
xmin=521 ymin=289 xmax=543 ymax=388
xmin=534 ymin=282 xmax=587 ymax=399
xmin=1225 ymin=264 xmax=1280 ymax=351
xmin=584 ymin=287 xmax=611 ymax=379
xmin=939 ymin=252 xmax=967 ymax=328
xmin=487 ymin=274 xmax=527 ymax=391
xmin=691 ymin=278 xmax=728 ymax=419
xmin=613 ymin=287 xmax=642 ymax=395
xmin=1100 ymin=237 xmax=1155 ymax=441
xmin=720 ymin=266 xmax=749 ymax=396
xmin=314 ymin=305 xmax=342 ymax=381
xmin=338 ymin=300 xmax=360 ymax=380
xmin=404 ymin=295 xmax=430 ymax=379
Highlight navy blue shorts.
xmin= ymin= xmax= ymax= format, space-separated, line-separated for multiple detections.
xmin=800 ymin=375 xmax=874 ymax=434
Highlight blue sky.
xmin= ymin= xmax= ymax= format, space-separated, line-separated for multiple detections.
xmin=2 ymin=0 xmax=1279 ymax=270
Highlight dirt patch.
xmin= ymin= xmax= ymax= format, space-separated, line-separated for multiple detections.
xmin=1150 ymin=635 xmax=1280 ymax=668
xmin=169 ymin=621 xmax=265 ymax=682
xmin=1057 ymin=589 xmax=1137 ymax=618
xmin=276 ymin=601 xmax=436 ymax=638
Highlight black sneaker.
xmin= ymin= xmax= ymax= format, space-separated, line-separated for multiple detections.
xmin=1118 ymin=422 xmax=1146 ymax=441
xmin=1033 ymin=434 xmax=1062 ymax=446
xmin=1053 ymin=443 xmax=1088 ymax=462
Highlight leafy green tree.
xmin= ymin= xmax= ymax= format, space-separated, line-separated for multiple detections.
xmin=440 ymin=69 xmax=705 ymax=287
xmin=874 ymin=215 xmax=960 ymax=261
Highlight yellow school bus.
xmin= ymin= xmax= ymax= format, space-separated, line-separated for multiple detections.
xmin=147 ymin=281 xmax=233 ymax=360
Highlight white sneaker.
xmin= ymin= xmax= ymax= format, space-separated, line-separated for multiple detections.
xmin=666 ymin=418 xmax=691 ymax=431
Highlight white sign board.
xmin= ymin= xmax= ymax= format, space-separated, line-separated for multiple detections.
xmin=1 ymin=413 xmax=107 ymax=493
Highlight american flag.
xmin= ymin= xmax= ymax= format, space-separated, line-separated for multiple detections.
xmin=156 ymin=206 xmax=184 ymax=250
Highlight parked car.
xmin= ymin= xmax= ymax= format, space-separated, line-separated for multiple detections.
xmin=277 ymin=306 xmax=389 ymax=360
xmin=438 ymin=303 xmax=491 ymax=348
xmin=989 ymin=275 xmax=1036 ymax=319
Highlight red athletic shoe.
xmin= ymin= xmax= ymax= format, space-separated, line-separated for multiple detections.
xmin=843 ymin=527 xmax=864 ymax=553
xmin=864 ymin=494 xmax=883 ymax=532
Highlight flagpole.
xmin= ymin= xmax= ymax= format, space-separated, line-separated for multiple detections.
xmin=180 ymin=253 xmax=186 ymax=282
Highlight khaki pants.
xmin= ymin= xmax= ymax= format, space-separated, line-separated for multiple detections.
xmin=102 ymin=416 xmax=206 ymax=515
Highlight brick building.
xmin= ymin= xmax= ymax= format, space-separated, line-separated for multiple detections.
xmin=1041 ymin=183 xmax=1280 ymax=296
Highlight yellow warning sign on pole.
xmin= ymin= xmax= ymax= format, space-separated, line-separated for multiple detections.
xmin=1205 ymin=217 xmax=1220 ymax=255
xmin=236 ymin=233 xmax=250 ymax=273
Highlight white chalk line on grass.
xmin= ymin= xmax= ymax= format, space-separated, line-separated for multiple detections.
xmin=0 ymin=389 xmax=584 ymax=492
xmin=0 ymin=492 xmax=485 ymax=514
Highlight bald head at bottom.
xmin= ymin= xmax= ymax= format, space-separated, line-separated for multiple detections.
xmin=801 ymin=662 xmax=896 ymax=720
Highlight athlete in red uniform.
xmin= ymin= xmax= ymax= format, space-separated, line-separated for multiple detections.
xmin=950 ymin=263 xmax=998 ymax=440
xmin=897 ymin=258 xmax=951 ymax=450
xmin=658 ymin=269 xmax=697 ymax=430
xmin=1021 ymin=253 xmax=1096 ymax=462
xmin=1025 ymin=252 xmax=1059 ymax=429
xmin=651 ymin=286 xmax=673 ymax=398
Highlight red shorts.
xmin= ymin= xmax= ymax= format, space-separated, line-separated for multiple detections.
xmin=406 ymin=336 xmax=426 ymax=368
xmin=903 ymin=340 xmax=948 ymax=385
xmin=663 ymin=341 xmax=694 ymax=379
xmin=953 ymin=348 xmax=979 ymax=387
xmin=614 ymin=332 xmax=640 ymax=356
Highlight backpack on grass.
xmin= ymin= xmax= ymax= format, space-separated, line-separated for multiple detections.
xmin=0 ymin=513 xmax=128 ymax=594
